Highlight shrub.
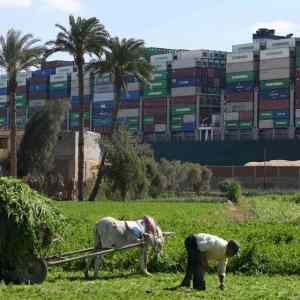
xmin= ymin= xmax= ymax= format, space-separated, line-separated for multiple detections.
xmin=220 ymin=179 xmax=242 ymax=203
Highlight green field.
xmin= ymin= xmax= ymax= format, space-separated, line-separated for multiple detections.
xmin=1 ymin=194 xmax=300 ymax=299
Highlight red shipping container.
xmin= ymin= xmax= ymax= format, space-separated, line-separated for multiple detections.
xmin=295 ymin=84 xmax=300 ymax=94
xmin=172 ymin=68 xmax=202 ymax=77
xmin=16 ymin=86 xmax=27 ymax=93
xmin=143 ymin=97 xmax=167 ymax=103
xmin=143 ymin=109 xmax=167 ymax=115
xmin=225 ymin=91 xmax=254 ymax=102
xmin=295 ymin=99 xmax=300 ymax=108
xmin=143 ymin=101 xmax=167 ymax=108
xmin=94 ymin=128 xmax=112 ymax=135
xmin=70 ymin=103 xmax=90 ymax=111
xmin=259 ymin=99 xmax=289 ymax=110
xmin=120 ymin=102 xmax=139 ymax=109
xmin=171 ymin=96 xmax=197 ymax=105
xmin=239 ymin=111 xmax=253 ymax=120
xmin=30 ymin=77 xmax=49 ymax=84
xmin=295 ymin=69 xmax=300 ymax=78
xmin=143 ymin=124 xmax=155 ymax=133
xmin=29 ymin=92 xmax=48 ymax=100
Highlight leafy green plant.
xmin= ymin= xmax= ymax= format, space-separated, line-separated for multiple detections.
xmin=220 ymin=180 xmax=242 ymax=203
xmin=0 ymin=177 xmax=65 ymax=281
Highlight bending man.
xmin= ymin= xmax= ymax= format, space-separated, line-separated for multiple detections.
xmin=180 ymin=233 xmax=240 ymax=291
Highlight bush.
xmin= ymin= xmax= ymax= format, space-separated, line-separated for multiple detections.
xmin=0 ymin=177 xmax=65 ymax=281
xmin=220 ymin=180 xmax=242 ymax=203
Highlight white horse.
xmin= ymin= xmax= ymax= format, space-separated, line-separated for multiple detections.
xmin=84 ymin=216 xmax=165 ymax=278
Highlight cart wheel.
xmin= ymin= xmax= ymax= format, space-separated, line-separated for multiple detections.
xmin=20 ymin=257 xmax=48 ymax=284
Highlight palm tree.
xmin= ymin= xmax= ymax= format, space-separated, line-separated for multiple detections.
xmin=88 ymin=37 xmax=153 ymax=201
xmin=90 ymin=37 xmax=153 ymax=131
xmin=45 ymin=15 xmax=108 ymax=201
xmin=0 ymin=29 xmax=44 ymax=177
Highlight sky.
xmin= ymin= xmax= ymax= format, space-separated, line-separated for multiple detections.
xmin=0 ymin=0 xmax=300 ymax=54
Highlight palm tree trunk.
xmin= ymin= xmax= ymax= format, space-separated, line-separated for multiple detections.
xmin=77 ymin=61 xmax=85 ymax=201
xmin=9 ymin=77 xmax=17 ymax=177
xmin=112 ymin=85 xmax=122 ymax=133
xmin=88 ymin=151 xmax=107 ymax=201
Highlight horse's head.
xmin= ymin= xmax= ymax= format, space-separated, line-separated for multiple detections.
xmin=143 ymin=226 xmax=165 ymax=258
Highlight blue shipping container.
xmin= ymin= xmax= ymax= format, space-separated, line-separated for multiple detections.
xmin=30 ymin=84 xmax=48 ymax=93
xmin=49 ymin=91 xmax=70 ymax=99
xmin=272 ymin=110 xmax=289 ymax=119
xmin=225 ymin=81 xmax=254 ymax=92
xmin=93 ymin=117 xmax=112 ymax=128
xmin=92 ymin=111 xmax=112 ymax=118
xmin=183 ymin=123 xmax=195 ymax=132
xmin=71 ymin=95 xmax=92 ymax=103
xmin=121 ymin=90 xmax=140 ymax=101
xmin=260 ymin=88 xmax=289 ymax=100
xmin=0 ymin=88 xmax=7 ymax=95
xmin=172 ymin=77 xmax=200 ymax=88
xmin=32 ymin=69 xmax=56 ymax=77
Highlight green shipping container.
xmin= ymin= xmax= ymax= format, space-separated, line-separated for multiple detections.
xmin=296 ymin=48 xmax=300 ymax=58
xmin=296 ymin=119 xmax=300 ymax=128
xmin=70 ymin=112 xmax=90 ymax=121
xmin=144 ymin=89 xmax=169 ymax=98
xmin=225 ymin=121 xmax=239 ymax=129
xmin=16 ymin=95 xmax=27 ymax=107
xmin=171 ymin=124 xmax=183 ymax=130
xmin=259 ymin=111 xmax=273 ymax=120
xmin=239 ymin=121 xmax=252 ymax=129
xmin=274 ymin=119 xmax=289 ymax=128
xmin=260 ymin=79 xmax=289 ymax=90
xmin=50 ymin=82 xmax=68 ymax=91
xmin=171 ymin=116 xmax=183 ymax=122
xmin=147 ymin=80 xmax=168 ymax=89
xmin=151 ymin=71 xmax=168 ymax=81
xmin=143 ymin=116 xmax=154 ymax=124
xmin=296 ymin=57 xmax=300 ymax=68
xmin=127 ymin=117 xmax=139 ymax=125
xmin=226 ymin=71 xmax=255 ymax=83
xmin=171 ymin=106 xmax=195 ymax=115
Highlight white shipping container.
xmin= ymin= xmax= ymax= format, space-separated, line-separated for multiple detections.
xmin=232 ymin=43 xmax=258 ymax=53
xmin=0 ymin=95 xmax=8 ymax=103
xmin=50 ymin=73 xmax=68 ymax=83
xmin=296 ymin=109 xmax=300 ymax=118
xmin=212 ymin=114 xmax=220 ymax=125
xmin=56 ymin=66 xmax=74 ymax=74
xmin=171 ymin=87 xmax=200 ymax=97
xmin=225 ymin=112 xmax=239 ymax=121
xmin=266 ymin=38 xmax=296 ymax=49
xmin=118 ymin=109 xmax=139 ymax=118
xmin=127 ymin=82 xmax=140 ymax=91
xmin=150 ymin=53 xmax=173 ymax=66
xmin=259 ymin=119 xmax=274 ymax=129
xmin=227 ymin=52 xmax=254 ymax=64
xmin=260 ymin=48 xmax=290 ymax=60
xmin=171 ymin=58 xmax=198 ymax=69
xmin=71 ymin=72 xmax=90 ymax=81
xmin=155 ymin=124 xmax=166 ymax=132
xmin=0 ymin=75 xmax=7 ymax=88
xmin=94 ymin=84 xmax=114 ymax=94
xmin=259 ymin=68 xmax=290 ymax=80
xmin=29 ymin=99 xmax=46 ymax=107
xmin=226 ymin=62 xmax=255 ymax=73
xmin=260 ymin=58 xmax=291 ymax=70
xmin=226 ymin=102 xmax=252 ymax=112
xmin=183 ymin=114 xmax=195 ymax=123
xmin=93 ymin=92 xmax=114 ymax=102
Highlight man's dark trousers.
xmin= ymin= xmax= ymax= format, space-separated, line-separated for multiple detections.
xmin=180 ymin=235 xmax=206 ymax=290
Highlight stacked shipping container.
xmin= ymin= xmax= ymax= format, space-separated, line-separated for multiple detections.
xmin=92 ymin=73 xmax=113 ymax=134
xmin=225 ymin=52 xmax=256 ymax=131
xmin=259 ymin=48 xmax=291 ymax=135
xmin=15 ymin=73 xmax=28 ymax=129
xmin=143 ymin=53 xmax=172 ymax=134
xmin=70 ymin=72 xmax=91 ymax=129
xmin=295 ymin=47 xmax=300 ymax=130
xmin=0 ymin=75 xmax=8 ymax=129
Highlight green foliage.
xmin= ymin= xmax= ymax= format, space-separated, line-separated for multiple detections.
xmin=103 ymin=129 xmax=149 ymax=200
xmin=0 ymin=177 xmax=64 ymax=279
xmin=18 ymin=101 xmax=68 ymax=177
xmin=220 ymin=179 xmax=242 ymax=203
xmin=48 ymin=193 xmax=300 ymax=277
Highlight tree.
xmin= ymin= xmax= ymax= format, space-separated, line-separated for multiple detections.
xmin=0 ymin=30 xmax=44 ymax=177
xmin=45 ymin=15 xmax=108 ymax=201
xmin=88 ymin=37 xmax=152 ymax=201
xmin=18 ymin=100 xmax=68 ymax=177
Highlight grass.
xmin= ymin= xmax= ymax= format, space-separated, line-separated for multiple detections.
xmin=2 ymin=194 xmax=300 ymax=299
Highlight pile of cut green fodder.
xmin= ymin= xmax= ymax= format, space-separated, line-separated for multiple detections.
xmin=0 ymin=177 xmax=64 ymax=283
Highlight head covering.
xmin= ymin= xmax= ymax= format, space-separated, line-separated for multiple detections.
xmin=143 ymin=216 xmax=157 ymax=235
xmin=227 ymin=240 xmax=240 ymax=256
